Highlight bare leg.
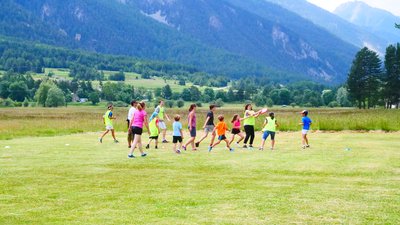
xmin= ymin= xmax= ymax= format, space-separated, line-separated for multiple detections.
xmin=237 ymin=133 xmax=244 ymax=143
xmin=260 ymin=139 xmax=266 ymax=149
xmin=155 ymin=139 xmax=158 ymax=148
xmin=302 ymin=134 xmax=306 ymax=146
xmin=137 ymin=136 xmax=144 ymax=154
xmin=162 ymin=129 xmax=167 ymax=141
xmin=212 ymin=140 xmax=222 ymax=148
xmin=178 ymin=142 xmax=182 ymax=150
xmin=210 ymin=131 xmax=216 ymax=146
xmin=173 ymin=143 xmax=177 ymax=152
xmin=127 ymin=129 xmax=132 ymax=147
xmin=100 ymin=130 xmax=109 ymax=139
xmin=305 ymin=135 xmax=309 ymax=146
xmin=111 ymin=129 xmax=116 ymax=140
xmin=229 ymin=134 xmax=236 ymax=145
xmin=191 ymin=139 xmax=196 ymax=150
xmin=129 ymin=134 xmax=141 ymax=155
xmin=184 ymin=137 xmax=194 ymax=148
xmin=197 ymin=132 xmax=209 ymax=144
xmin=223 ymin=139 xmax=231 ymax=150
xmin=271 ymin=140 xmax=275 ymax=149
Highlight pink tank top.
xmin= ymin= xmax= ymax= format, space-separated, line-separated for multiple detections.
xmin=233 ymin=120 xmax=241 ymax=128
xmin=132 ymin=110 xmax=147 ymax=128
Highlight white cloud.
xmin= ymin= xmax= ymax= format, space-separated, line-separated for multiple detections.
xmin=307 ymin=0 xmax=400 ymax=16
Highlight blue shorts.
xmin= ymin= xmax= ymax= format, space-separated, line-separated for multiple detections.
xmin=218 ymin=135 xmax=227 ymax=141
xmin=188 ymin=126 xmax=196 ymax=137
xmin=262 ymin=131 xmax=275 ymax=140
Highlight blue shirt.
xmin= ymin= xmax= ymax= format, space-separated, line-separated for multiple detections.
xmin=173 ymin=121 xmax=182 ymax=136
xmin=302 ymin=117 xmax=312 ymax=130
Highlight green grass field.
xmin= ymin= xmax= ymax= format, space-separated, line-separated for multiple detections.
xmin=1 ymin=131 xmax=399 ymax=224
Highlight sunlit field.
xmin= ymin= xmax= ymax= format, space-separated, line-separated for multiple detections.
xmin=0 ymin=131 xmax=399 ymax=224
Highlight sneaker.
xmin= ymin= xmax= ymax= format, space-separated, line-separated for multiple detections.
xmin=249 ymin=145 xmax=254 ymax=150
xmin=114 ymin=140 xmax=119 ymax=143
xmin=99 ymin=138 xmax=102 ymax=143
xmin=141 ymin=153 xmax=147 ymax=157
xmin=162 ymin=140 xmax=169 ymax=143
xmin=145 ymin=144 xmax=150 ymax=149
xmin=259 ymin=147 xmax=264 ymax=151
xmin=195 ymin=142 xmax=200 ymax=147
xmin=176 ymin=150 xmax=181 ymax=154
xmin=155 ymin=146 xmax=158 ymax=149
xmin=306 ymin=145 xmax=310 ymax=148
xmin=243 ymin=144 xmax=247 ymax=149
xmin=235 ymin=142 xmax=240 ymax=147
xmin=128 ymin=145 xmax=131 ymax=149
xmin=230 ymin=148 xmax=234 ymax=152
xmin=270 ymin=147 xmax=274 ymax=150
xmin=182 ymin=146 xmax=187 ymax=151
xmin=302 ymin=145 xmax=306 ymax=149
xmin=208 ymin=146 xmax=213 ymax=152
xmin=127 ymin=154 xmax=135 ymax=158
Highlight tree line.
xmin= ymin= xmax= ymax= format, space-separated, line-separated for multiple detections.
xmin=347 ymin=44 xmax=400 ymax=109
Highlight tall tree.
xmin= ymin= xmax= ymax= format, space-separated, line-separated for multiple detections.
xmin=384 ymin=44 xmax=400 ymax=108
xmin=347 ymin=47 xmax=382 ymax=109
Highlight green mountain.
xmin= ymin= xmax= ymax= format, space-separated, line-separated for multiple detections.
xmin=0 ymin=0 xmax=360 ymax=83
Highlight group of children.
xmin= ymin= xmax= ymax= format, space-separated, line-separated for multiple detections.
xmin=99 ymin=102 xmax=313 ymax=157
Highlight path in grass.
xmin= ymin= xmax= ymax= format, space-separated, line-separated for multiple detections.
xmin=1 ymin=132 xmax=399 ymax=224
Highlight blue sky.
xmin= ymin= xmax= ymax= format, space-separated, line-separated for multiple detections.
xmin=307 ymin=0 xmax=400 ymax=16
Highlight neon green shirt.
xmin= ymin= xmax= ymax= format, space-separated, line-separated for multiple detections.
xmin=149 ymin=119 xmax=159 ymax=137
xmin=104 ymin=110 xmax=112 ymax=126
xmin=157 ymin=106 xmax=165 ymax=120
xmin=244 ymin=110 xmax=256 ymax=126
xmin=263 ymin=117 xmax=276 ymax=132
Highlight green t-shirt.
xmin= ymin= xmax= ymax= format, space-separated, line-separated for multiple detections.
xmin=263 ymin=117 xmax=276 ymax=132
xmin=244 ymin=110 xmax=256 ymax=126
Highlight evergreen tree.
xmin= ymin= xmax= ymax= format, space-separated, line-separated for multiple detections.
xmin=347 ymin=47 xmax=382 ymax=109
xmin=161 ymin=84 xmax=172 ymax=100
xmin=384 ymin=44 xmax=400 ymax=108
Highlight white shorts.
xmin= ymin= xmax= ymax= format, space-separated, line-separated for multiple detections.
xmin=159 ymin=121 xmax=167 ymax=130
xmin=106 ymin=125 xmax=114 ymax=130
xmin=302 ymin=129 xmax=309 ymax=135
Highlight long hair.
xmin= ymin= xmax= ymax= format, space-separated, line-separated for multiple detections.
xmin=137 ymin=101 xmax=146 ymax=111
xmin=188 ymin=104 xmax=196 ymax=112
xmin=244 ymin=103 xmax=252 ymax=111
xmin=231 ymin=114 xmax=239 ymax=123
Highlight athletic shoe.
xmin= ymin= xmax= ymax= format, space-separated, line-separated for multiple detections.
xmin=99 ymin=138 xmax=102 ymax=143
xmin=145 ymin=144 xmax=150 ymax=149
xmin=162 ymin=140 xmax=169 ymax=143
xmin=141 ymin=153 xmax=147 ymax=157
xmin=128 ymin=145 xmax=131 ymax=149
xmin=127 ymin=154 xmax=135 ymax=158
xmin=270 ymin=147 xmax=274 ymax=150
xmin=249 ymin=145 xmax=254 ymax=150
xmin=182 ymin=146 xmax=187 ymax=151
xmin=243 ymin=144 xmax=247 ymax=149
xmin=235 ymin=142 xmax=240 ymax=147
xmin=155 ymin=146 xmax=158 ymax=149
xmin=302 ymin=145 xmax=306 ymax=149
xmin=176 ymin=150 xmax=181 ymax=154
xmin=195 ymin=142 xmax=200 ymax=147
xmin=114 ymin=140 xmax=119 ymax=143
xmin=230 ymin=148 xmax=234 ymax=152
xmin=259 ymin=147 xmax=263 ymax=151
xmin=306 ymin=145 xmax=310 ymax=148
xmin=208 ymin=146 xmax=212 ymax=152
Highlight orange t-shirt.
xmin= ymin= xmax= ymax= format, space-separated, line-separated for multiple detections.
xmin=216 ymin=121 xmax=228 ymax=136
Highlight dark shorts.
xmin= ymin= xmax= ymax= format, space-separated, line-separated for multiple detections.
xmin=131 ymin=126 xmax=143 ymax=135
xmin=218 ymin=135 xmax=227 ymax=141
xmin=188 ymin=126 xmax=196 ymax=137
xmin=232 ymin=128 xmax=241 ymax=135
xmin=262 ymin=131 xmax=275 ymax=140
xmin=149 ymin=136 xmax=159 ymax=140
xmin=173 ymin=136 xmax=183 ymax=143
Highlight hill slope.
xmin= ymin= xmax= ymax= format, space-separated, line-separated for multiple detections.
xmin=334 ymin=1 xmax=400 ymax=45
xmin=264 ymin=0 xmax=390 ymax=54
xmin=0 ymin=0 xmax=361 ymax=83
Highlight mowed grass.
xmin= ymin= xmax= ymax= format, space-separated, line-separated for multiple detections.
xmin=0 ymin=107 xmax=399 ymax=140
xmin=0 ymin=132 xmax=399 ymax=224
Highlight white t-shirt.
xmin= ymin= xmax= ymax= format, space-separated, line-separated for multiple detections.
xmin=127 ymin=107 xmax=137 ymax=121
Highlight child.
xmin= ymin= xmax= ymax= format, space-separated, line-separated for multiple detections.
xmin=146 ymin=112 xmax=160 ymax=149
xmin=99 ymin=104 xmax=119 ymax=143
xmin=300 ymin=110 xmax=312 ymax=149
xmin=229 ymin=114 xmax=244 ymax=146
xmin=172 ymin=115 xmax=184 ymax=154
xmin=195 ymin=104 xmax=217 ymax=148
xmin=208 ymin=115 xmax=234 ymax=152
xmin=259 ymin=112 xmax=279 ymax=151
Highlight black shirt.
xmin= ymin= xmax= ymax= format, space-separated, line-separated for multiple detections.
xmin=206 ymin=111 xmax=214 ymax=126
